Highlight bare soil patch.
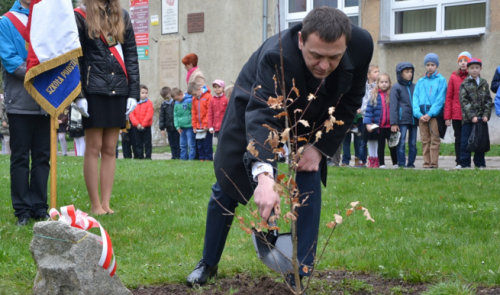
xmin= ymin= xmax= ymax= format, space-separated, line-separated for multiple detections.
xmin=131 ymin=270 xmax=434 ymax=294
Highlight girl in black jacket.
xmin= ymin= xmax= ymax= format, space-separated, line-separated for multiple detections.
xmin=73 ymin=0 xmax=140 ymax=215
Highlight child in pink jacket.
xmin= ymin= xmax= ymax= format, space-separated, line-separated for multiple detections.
xmin=208 ymin=79 xmax=228 ymax=138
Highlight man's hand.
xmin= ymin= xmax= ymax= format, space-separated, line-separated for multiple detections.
xmin=296 ymin=144 xmax=322 ymax=172
xmin=357 ymin=108 xmax=361 ymax=114
xmin=391 ymin=125 xmax=399 ymax=132
xmin=2 ymin=121 xmax=7 ymax=128
xmin=254 ymin=173 xmax=280 ymax=221
xmin=445 ymin=119 xmax=452 ymax=126
xmin=366 ymin=124 xmax=372 ymax=133
xmin=472 ymin=117 xmax=478 ymax=123
xmin=178 ymin=128 xmax=183 ymax=135
xmin=161 ymin=130 xmax=166 ymax=136
xmin=483 ymin=117 xmax=488 ymax=122
xmin=203 ymin=127 xmax=208 ymax=132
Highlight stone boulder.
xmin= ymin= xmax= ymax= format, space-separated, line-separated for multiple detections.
xmin=30 ymin=221 xmax=131 ymax=295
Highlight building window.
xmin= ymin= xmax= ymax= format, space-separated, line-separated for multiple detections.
xmin=383 ymin=0 xmax=486 ymax=41
xmin=282 ymin=0 xmax=359 ymax=29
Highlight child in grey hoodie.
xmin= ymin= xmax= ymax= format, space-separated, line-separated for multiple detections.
xmin=390 ymin=62 xmax=417 ymax=168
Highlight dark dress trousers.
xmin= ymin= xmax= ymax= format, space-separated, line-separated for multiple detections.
xmin=204 ymin=23 xmax=373 ymax=274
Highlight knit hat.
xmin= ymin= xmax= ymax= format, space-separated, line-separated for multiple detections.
xmin=457 ymin=51 xmax=472 ymax=63
xmin=424 ymin=53 xmax=439 ymax=67
xmin=212 ymin=79 xmax=225 ymax=89
xmin=467 ymin=57 xmax=482 ymax=67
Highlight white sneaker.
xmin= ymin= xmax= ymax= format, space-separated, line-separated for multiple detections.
xmin=393 ymin=165 xmax=399 ymax=168
xmin=379 ymin=165 xmax=386 ymax=169
xmin=455 ymin=165 xmax=462 ymax=169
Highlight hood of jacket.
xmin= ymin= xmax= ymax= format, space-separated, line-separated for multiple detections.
xmin=178 ymin=93 xmax=192 ymax=104
xmin=10 ymin=1 xmax=29 ymax=15
xmin=396 ymin=62 xmax=414 ymax=86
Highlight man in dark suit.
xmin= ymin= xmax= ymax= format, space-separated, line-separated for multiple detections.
xmin=187 ymin=7 xmax=373 ymax=288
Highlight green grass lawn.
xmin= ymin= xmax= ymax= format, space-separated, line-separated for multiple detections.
xmin=1 ymin=156 xmax=500 ymax=294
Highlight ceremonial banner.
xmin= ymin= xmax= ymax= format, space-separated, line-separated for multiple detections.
xmin=24 ymin=0 xmax=82 ymax=117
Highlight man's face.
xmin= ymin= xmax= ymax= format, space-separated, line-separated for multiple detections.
xmin=425 ymin=62 xmax=437 ymax=75
xmin=401 ymin=68 xmax=413 ymax=81
xmin=298 ymin=32 xmax=347 ymax=79
xmin=468 ymin=64 xmax=481 ymax=78
xmin=20 ymin=0 xmax=31 ymax=8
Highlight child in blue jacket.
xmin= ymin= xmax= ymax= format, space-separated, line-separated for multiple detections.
xmin=412 ymin=53 xmax=447 ymax=168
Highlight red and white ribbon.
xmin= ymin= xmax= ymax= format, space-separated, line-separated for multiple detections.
xmin=49 ymin=205 xmax=116 ymax=276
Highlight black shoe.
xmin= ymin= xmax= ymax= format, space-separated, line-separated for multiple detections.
xmin=285 ymin=273 xmax=307 ymax=295
xmin=33 ymin=212 xmax=50 ymax=221
xmin=17 ymin=216 xmax=30 ymax=226
xmin=186 ymin=259 xmax=217 ymax=286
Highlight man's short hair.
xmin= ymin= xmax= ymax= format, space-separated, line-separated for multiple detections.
xmin=160 ymin=86 xmax=171 ymax=98
xmin=171 ymin=88 xmax=183 ymax=97
xmin=187 ymin=82 xmax=200 ymax=95
xmin=301 ymin=7 xmax=352 ymax=45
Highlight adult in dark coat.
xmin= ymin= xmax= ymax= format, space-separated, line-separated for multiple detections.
xmin=186 ymin=7 xmax=373 ymax=288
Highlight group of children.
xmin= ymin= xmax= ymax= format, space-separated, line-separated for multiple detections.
xmin=158 ymin=80 xmax=230 ymax=161
xmin=343 ymin=51 xmax=494 ymax=169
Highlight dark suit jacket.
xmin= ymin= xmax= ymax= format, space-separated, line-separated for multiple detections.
xmin=214 ymin=23 xmax=373 ymax=204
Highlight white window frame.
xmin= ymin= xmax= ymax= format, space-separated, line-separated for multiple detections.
xmin=387 ymin=0 xmax=486 ymax=41
xmin=280 ymin=0 xmax=359 ymax=30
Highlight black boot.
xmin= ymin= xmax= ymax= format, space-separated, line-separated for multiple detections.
xmin=186 ymin=259 xmax=218 ymax=286
xmin=285 ymin=273 xmax=307 ymax=295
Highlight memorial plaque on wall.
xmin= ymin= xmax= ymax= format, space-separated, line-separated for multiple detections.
xmin=159 ymin=40 xmax=180 ymax=89
xmin=162 ymin=0 xmax=178 ymax=34
xmin=187 ymin=13 xmax=204 ymax=33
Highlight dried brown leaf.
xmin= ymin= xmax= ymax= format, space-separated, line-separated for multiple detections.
xmin=247 ymin=140 xmax=258 ymax=157
xmin=350 ymin=201 xmax=360 ymax=208
xmin=284 ymin=211 xmax=297 ymax=221
xmin=308 ymin=93 xmax=316 ymax=101
xmin=267 ymin=96 xmax=284 ymax=109
xmin=328 ymin=107 xmax=335 ymax=115
xmin=294 ymin=109 xmax=303 ymax=113
xmin=346 ymin=209 xmax=354 ymax=217
xmin=240 ymin=226 xmax=253 ymax=234
xmin=334 ymin=214 xmax=343 ymax=224
xmin=326 ymin=221 xmax=336 ymax=229
xmin=252 ymin=210 xmax=259 ymax=219
xmin=258 ymin=220 xmax=269 ymax=230
xmin=264 ymin=130 xmax=280 ymax=149
xmin=315 ymin=130 xmax=322 ymax=143
xmin=303 ymin=266 xmax=309 ymax=274
xmin=262 ymin=124 xmax=277 ymax=132
xmin=362 ymin=207 xmax=375 ymax=222
xmin=280 ymin=128 xmax=290 ymax=144
xmin=274 ymin=112 xmax=288 ymax=119
xmin=254 ymin=85 xmax=262 ymax=92
xmin=277 ymin=174 xmax=286 ymax=182
xmin=298 ymin=120 xmax=310 ymax=128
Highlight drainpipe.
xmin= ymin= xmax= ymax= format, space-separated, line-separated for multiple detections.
xmin=263 ymin=0 xmax=268 ymax=42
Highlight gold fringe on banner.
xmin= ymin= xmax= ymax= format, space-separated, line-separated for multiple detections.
xmin=24 ymin=47 xmax=83 ymax=119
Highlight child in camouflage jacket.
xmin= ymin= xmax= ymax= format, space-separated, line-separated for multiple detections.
xmin=458 ymin=58 xmax=493 ymax=168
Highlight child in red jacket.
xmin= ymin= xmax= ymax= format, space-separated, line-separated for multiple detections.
xmin=130 ymin=84 xmax=154 ymax=159
xmin=190 ymin=81 xmax=213 ymax=161
xmin=208 ymin=79 xmax=228 ymax=139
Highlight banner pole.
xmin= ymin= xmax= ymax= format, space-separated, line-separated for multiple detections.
xmin=50 ymin=116 xmax=57 ymax=209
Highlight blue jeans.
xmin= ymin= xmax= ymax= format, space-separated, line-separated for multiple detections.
xmin=197 ymin=133 xmax=213 ymax=160
xmin=179 ymin=128 xmax=196 ymax=160
xmin=167 ymin=130 xmax=180 ymax=159
xmin=397 ymin=124 xmax=418 ymax=167
xmin=460 ymin=122 xmax=486 ymax=167
xmin=203 ymin=167 xmax=322 ymax=276
xmin=342 ymin=132 xmax=361 ymax=165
